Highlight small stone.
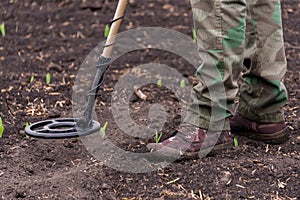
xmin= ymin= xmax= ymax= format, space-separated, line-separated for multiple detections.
xmin=102 ymin=183 xmax=110 ymax=189
xmin=220 ymin=171 xmax=232 ymax=185
xmin=296 ymin=136 xmax=300 ymax=144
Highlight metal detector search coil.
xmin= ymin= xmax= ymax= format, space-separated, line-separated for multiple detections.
xmin=25 ymin=118 xmax=101 ymax=139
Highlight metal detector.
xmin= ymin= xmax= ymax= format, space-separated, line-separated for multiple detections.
xmin=25 ymin=0 xmax=128 ymax=139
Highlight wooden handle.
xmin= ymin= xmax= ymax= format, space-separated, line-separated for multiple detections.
xmin=102 ymin=0 xmax=128 ymax=58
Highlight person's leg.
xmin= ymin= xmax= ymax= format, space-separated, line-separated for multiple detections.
xmin=147 ymin=0 xmax=248 ymax=158
xmin=230 ymin=0 xmax=288 ymax=143
xmin=238 ymin=0 xmax=288 ymax=122
xmin=185 ymin=0 xmax=247 ymax=131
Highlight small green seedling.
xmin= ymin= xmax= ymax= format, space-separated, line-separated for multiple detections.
xmin=46 ymin=73 xmax=51 ymax=84
xmin=100 ymin=121 xmax=108 ymax=139
xmin=0 ymin=23 xmax=5 ymax=37
xmin=155 ymin=130 xmax=163 ymax=144
xmin=0 ymin=117 xmax=4 ymax=138
xmin=192 ymin=28 xmax=197 ymax=42
xmin=233 ymin=137 xmax=239 ymax=147
xmin=180 ymin=79 xmax=186 ymax=88
xmin=104 ymin=24 xmax=110 ymax=38
xmin=25 ymin=122 xmax=30 ymax=139
xmin=29 ymin=75 xmax=34 ymax=84
xmin=157 ymin=79 xmax=162 ymax=88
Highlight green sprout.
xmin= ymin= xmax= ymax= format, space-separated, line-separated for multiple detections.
xmin=46 ymin=73 xmax=51 ymax=84
xmin=180 ymin=79 xmax=186 ymax=88
xmin=0 ymin=117 xmax=4 ymax=138
xmin=100 ymin=121 xmax=108 ymax=139
xmin=25 ymin=122 xmax=30 ymax=139
xmin=234 ymin=137 xmax=239 ymax=147
xmin=192 ymin=28 xmax=197 ymax=42
xmin=155 ymin=130 xmax=163 ymax=144
xmin=29 ymin=75 xmax=34 ymax=84
xmin=0 ymin=23 xmax=5 ymax=37
xmin=104 ymin=24 xmax=110 ymax=38
xmin=157 ymin=79 xmax=162 ymax=88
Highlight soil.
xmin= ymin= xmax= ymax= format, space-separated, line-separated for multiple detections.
xmin=0 ymin=0 xmax=299 ymax=199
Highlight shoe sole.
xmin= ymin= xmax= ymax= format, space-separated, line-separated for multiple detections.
xmin=146 ymin=141 xmax=233 ymax=161
xmin=183 ymin=141 xmax=232 ymax=160
xmin=232 ymin=127 xmax=289 ymax=144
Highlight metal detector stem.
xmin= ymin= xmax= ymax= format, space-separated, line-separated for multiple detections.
xmin=77 ymin=0 xmax=128 ymax=128
xmin=103 ymin=0 xmax=128 ymax=58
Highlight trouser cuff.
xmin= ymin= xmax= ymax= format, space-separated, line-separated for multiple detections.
xmin=237 ymin=100 xmax=285 ymax=123
xmin=183 ymin=111 xmax=231 ymax=131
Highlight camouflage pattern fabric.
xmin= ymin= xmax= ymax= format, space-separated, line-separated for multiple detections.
xmin=185 ymin=0 xmax=288 ymax=131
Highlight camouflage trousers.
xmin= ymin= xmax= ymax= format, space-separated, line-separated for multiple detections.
xmin=185 ymin=0 xmax=288 ymax=131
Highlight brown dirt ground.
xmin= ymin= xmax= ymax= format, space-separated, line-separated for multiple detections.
xmin=0 ymin=0 xmax=299 ymax=199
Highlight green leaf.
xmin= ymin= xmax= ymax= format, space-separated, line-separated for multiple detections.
xmin=25 ymin=122 xmax=30 ymax=139
xmin=234 ymin=137 xmax=239 ymax=147
xmin=180 ymin=79 xmax=185 ymax=88
xmin=157 ymin=79 xmax=162 ymax=88
xmin=46 ymin=73 xmax=51 ymax=84
xmin=192 ymin=28 xmax=197 ymax=42
xmin=104 ymin=24 xmax=110 ymax=38
xmin=30 ymin=76 xmax=34 ymax=83
xmin=0 ymin=117 xmax=4 ymax=138
xmin=100 ymin=121 xmax=108 ymax=139
xmin=155 ymin=130 xmax=163 ymax=144
xmin=0 ymin=23 xmax=5 ymax=37
xmin=0 ymin=126 xmax=4 ymax=138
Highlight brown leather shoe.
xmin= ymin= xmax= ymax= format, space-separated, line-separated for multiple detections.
xmin=230 ymin=115 xmax=288 ymax=144
xmin=147 ymin=123 xmax=233 ymax=160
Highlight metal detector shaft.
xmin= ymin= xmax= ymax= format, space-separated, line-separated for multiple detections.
xmin=77 ymin=0 xmax=129 ymax=128
xmin=103 ymin=0 xmax=128 ymax=58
